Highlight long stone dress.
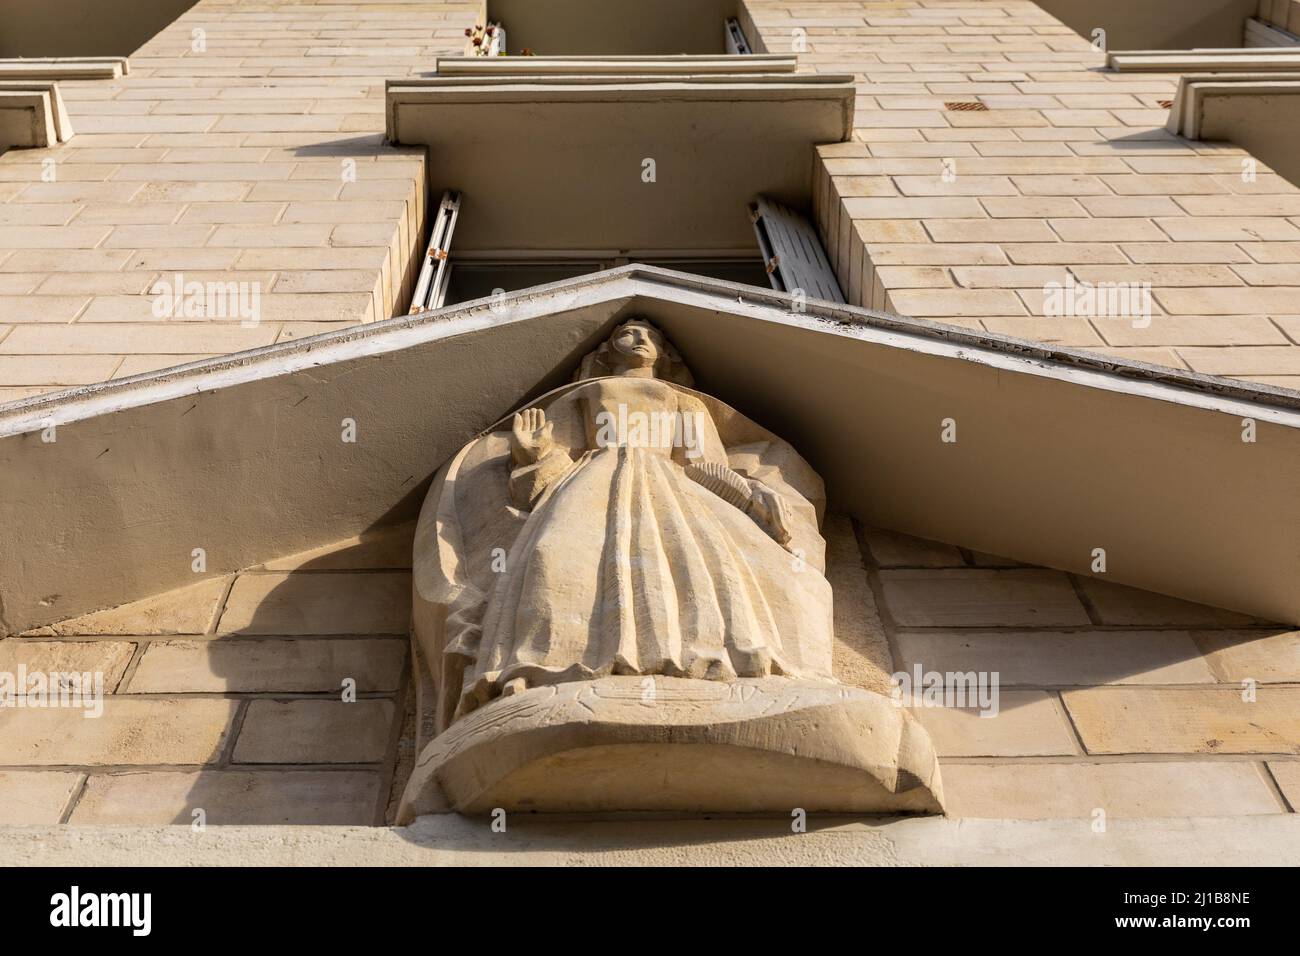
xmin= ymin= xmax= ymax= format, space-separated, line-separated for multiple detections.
xmin=402 ymin=328 xmax=944 ymax=820
xmin=430 ymin=374 xmax=835 ymax=723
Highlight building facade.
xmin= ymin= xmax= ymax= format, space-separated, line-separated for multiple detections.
xmin=0 ymin=0 xmax=1297 ymax=865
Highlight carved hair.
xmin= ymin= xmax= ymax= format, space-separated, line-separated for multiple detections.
xmin=574 ymin=319 xmax=694 ymax=386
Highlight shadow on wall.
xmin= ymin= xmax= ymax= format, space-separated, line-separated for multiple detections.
xmin=0 ymin=0 xmax=201 ymax=57
xmin=1033 ymin=0 xmax=1260 ymax=50
xmin=172 ymin=522 xmax=417 ymax=828
xmin=35 ymin=462 xmax=1290 ymax=826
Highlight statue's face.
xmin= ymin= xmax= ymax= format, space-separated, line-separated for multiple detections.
xmin=610 ymin=323 xmax=663 ymax=369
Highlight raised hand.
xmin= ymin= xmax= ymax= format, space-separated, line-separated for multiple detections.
xmin=510 ymin=407 xmax=554 ymax=466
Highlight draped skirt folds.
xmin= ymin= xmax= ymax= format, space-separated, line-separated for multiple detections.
xmin=457 ymin=445 xmax=835 ymax=718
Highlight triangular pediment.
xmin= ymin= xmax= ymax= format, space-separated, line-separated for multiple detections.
xmin=2 ymin=265 xmax=1297 ymax=634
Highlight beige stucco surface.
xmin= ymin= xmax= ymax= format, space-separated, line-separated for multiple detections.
xmin=1033 ymin=0 xmax=1260 ymax=50
xmin=1199 ymin=90 xmax=1300 ymax=191
xmin=385 ymin=73 xmax=855 ymax=253
xmin=0 ymin=1 xmax=201 ymax=58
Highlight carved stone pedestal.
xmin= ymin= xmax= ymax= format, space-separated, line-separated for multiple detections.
xmin=397 ymin=676 xmax=943 ymax=822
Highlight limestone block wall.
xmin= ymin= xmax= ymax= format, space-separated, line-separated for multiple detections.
xmin=744 ymin=0 xmax=1300 ymax=391
xmin=0 ymin=523 xmax=415 ymax=825
xmin=1 ymin=515 xmax=1295 ymax=825
xmin=0 ymin=0 xmax=480 ymax=403
xmin=858 ymin=524 xmax=1299 ymax=819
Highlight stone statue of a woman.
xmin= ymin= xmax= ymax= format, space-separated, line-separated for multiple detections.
xmin=401 ymin=319 xmax=942 ymax=819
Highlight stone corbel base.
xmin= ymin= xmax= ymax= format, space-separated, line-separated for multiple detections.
xmin=397 ymin=676 xmax=944 ymax=823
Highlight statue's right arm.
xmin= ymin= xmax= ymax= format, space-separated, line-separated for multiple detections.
xmin=507 ymin=408 xmax=571 ymax=510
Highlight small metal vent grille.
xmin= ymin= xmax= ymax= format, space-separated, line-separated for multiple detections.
xmin=944 ymin=101 xmax=988 ymax=111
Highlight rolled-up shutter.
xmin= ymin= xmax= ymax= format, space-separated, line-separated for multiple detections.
xmin=725 ymin=18 xmax=753 ymax=55
xmin=1244 ymin=17 xmax=1300 ymax=48
xmin=409 ymin=190 xmax=461 ymax=313
xmin=749 ymin=196 xmax=845 ymax=303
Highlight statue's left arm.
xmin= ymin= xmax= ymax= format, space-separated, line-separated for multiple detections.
xmin=684 ymin=460 xmax=795 ymax=547
xmin=670 ymin=392 xmax=826 ymax=564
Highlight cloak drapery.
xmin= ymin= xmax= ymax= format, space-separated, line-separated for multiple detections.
xmin=412 ymin=375 xmax=835 ymax=733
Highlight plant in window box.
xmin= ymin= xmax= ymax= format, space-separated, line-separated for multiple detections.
xmin=464 ymin=22 xmax=506 ymax=56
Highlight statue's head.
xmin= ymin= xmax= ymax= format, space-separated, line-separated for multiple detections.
xmin=610 ymin=320 xmax=664 ymax=370
xmin=575 ymin=319 xmax=694 ymax=386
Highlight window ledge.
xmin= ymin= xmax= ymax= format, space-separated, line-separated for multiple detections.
xmin=0 ymin=56 xmax=129 ymax=80
xmin=434 ymin=54 xmax=797 ymax=76
xmin=0 ymin=81 xmax=74 ymax=148
xmin=1108 ymin=48 xmax=1300 ymax=72
xmin=1167 ymin=71 xmax=1300 ymax=136
xmin=385 ymin=73 xmax=854 ymax=254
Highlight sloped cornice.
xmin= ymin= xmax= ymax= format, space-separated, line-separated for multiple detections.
xmin=1 ymin=266 xmax=1297 ymax=634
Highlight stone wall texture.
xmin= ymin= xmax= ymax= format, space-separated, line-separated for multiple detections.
xmin=0 ymin=0 xmax=479 ymax=403
xmin=1 ymin=519 xmax=1295 ymax=825
xmin=750 ymin=0 xmax=1300 ymax=390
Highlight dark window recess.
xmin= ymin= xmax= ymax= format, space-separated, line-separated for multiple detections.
xmin=442 ymin=258 xmax=772 ymax=308
xmin=483 ymin=0 xmax=747 ymax=56
xmin=445 ymin=262 xmax=603 ymax=305
xmin=417 ymin=195 xmax=841 ymax=313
